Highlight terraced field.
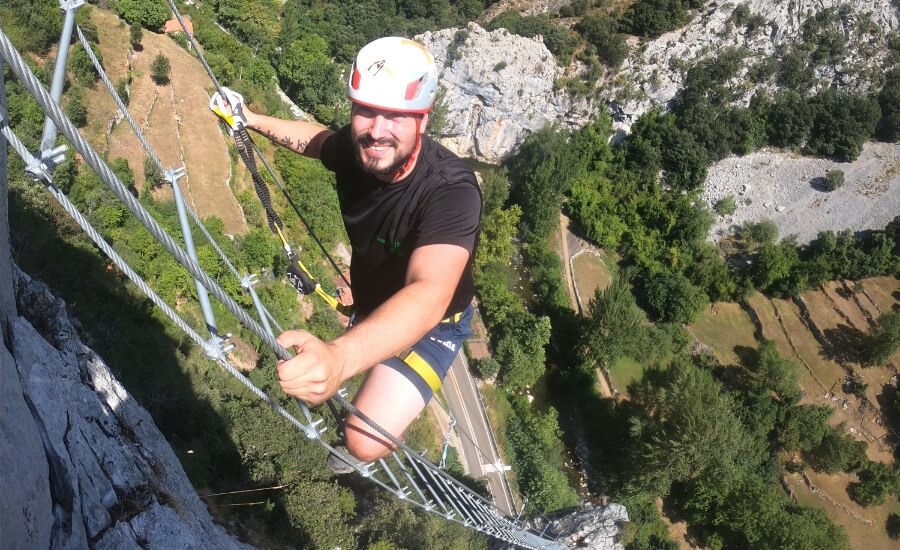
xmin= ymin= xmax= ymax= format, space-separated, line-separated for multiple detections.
xmin=690 ymin=276 xmax=900 ymax=548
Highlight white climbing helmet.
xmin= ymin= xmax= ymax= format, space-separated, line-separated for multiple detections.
xmin=347 ymin=37 xmax=438 ymax=114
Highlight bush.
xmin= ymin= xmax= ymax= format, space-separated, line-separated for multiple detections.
xmin=71 ymin=44 xmax=100 ymax=86
xmin=115 ymin=77 xmax=130 ymax=106
xmin=472 ymin=357 xmax=501 ymax=380
xmin=65 ymin=87 xmax=88 ymax=127
xmin=150 ymin=53 xmax=171 ymax=85
xmin=114 ymin=0 xmax=169 ymax=31
xmin=823 ymin=169 xmax=844 ymax=191
xmin=715 ymin=196 xmax=737 ymax=216
xmin=129 ymin=22 xmax=143 ymax=46
xmin=848 ymin=461 xmax=900 ymax=507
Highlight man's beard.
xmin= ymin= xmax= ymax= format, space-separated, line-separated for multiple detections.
xmin=354 ymin=136 xmax=413 ymax=178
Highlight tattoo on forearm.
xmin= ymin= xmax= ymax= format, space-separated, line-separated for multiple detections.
xmin=261 ymin=129 xmax=308 ymax=152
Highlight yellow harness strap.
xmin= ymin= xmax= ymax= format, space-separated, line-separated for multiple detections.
xmin=402 ymin=350 xmax=442 ymax=393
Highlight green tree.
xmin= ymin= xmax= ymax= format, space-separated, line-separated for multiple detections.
xmin=150 ymin=53 xmax=171 ymax=85
xmin=779 ymin=404 xmax=831 ymax=452
xmin=629 ymin=357 xmax=754 ymax=495
xmin=859 ymin=310 xmax=900 ymax=366
xmin=475 ymin=204 xmax=521 ymax=272
xmin=480 ymin=168 xmax=510 ymax=216
xmin=807 ymin=89 xmax=881 ymax=161
xmin=823 ymin=169 xmax=844 ymax=191
xmin=848 ymin=461 xmax=900 ymax=507
xmin=496 ymin=310 xmax=551 ymax=390
xmin=279 ymin=35 xmax=342 ymax=122
xmin=130 ymin=22 xmax=144 ymax=46
xmin=575 ymin=15 xmax=629 ymax=68
xmin=877 ymin=69 xmax=900 ymax=142
xmin=642 ymin=269 xmax=708 ymax=324
xmin=750 ymin=341 xmax=801 ymax=402
xmin=807 ymin=427 xmax=867 ymax=474
xmin=65 ymin=87 xmax=88 ymax=128
xmin=114 ymin=0 xmax=170 ymax=31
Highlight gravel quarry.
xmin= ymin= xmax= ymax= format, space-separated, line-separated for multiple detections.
xmin=702 ymin=142 xmax=900 ymax=245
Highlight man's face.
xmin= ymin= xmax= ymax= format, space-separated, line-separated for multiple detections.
xmin=350 ymin=103 xmax=427 ymax=180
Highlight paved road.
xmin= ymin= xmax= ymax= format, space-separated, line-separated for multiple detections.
xmin=441 ymin=352 xmax=516 ymax=516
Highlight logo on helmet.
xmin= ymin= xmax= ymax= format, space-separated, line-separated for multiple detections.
xmin=367 ymin=59 xmax=386 ymax=76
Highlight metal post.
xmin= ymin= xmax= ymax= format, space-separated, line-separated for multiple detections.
xmin=169 ymin=171 xmax=218 ymax=336
xmin=242 ymin=274 xmax=274 ymax=336
xmin=0 ymin=56 xmax=15 ymax=335
xmin=39 ymin=0 xmax=84 ymax=155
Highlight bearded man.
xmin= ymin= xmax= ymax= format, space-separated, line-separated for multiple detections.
xmin=211 ymin=37 xmax=481 ymax=470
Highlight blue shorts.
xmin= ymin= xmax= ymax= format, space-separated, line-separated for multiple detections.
xmin=384 ymin=304 xmax=474 ymax=402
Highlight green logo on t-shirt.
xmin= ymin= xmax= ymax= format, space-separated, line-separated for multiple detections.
xmin=376 ymin=235 xmax=403 ymax=255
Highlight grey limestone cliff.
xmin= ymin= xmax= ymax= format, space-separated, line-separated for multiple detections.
xmin=418 ymin=23 xmax=593 ymax=163
xmin=1 ymin=267 xmax=252 ymax=548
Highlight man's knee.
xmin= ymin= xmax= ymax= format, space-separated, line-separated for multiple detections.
xmin=344 ymin=422 xmax=395 ymax=462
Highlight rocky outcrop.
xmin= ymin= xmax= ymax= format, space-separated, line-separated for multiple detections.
xmin=602 ymin=0 xmax=900 ymax=133
xmin=0 ymin=267 xmax=251 ymax=549
xmin=533 ymin=503 xmax=629 ymax=549
xmin=418 ymin=23 xmax=593 ymax=163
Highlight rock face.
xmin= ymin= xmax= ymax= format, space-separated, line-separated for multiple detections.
xmin=601 ymin=0 xmax=900 ymax=132
xmin=535 ymin=503 xmax=629 ymax=550
xmin=418 ymin=23 xmax=593 ymax=163
xmin=1 ymin=267 xmax=251 ymax=549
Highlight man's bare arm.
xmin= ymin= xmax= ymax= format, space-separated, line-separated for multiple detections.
xmin=242 ymin=110 xmax=334 ymax=159
xmin=276 ymin=244 xmax=469 ymax=404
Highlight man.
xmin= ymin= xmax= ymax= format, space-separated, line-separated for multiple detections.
xmin=210 ymin=37 xmax=481 ymax=469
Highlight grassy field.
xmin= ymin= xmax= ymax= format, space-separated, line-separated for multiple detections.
xmin=687 ymin=302 xmax=757 ymax=366
xmin=609 ymin=355 xmax=644 ymax=393
xmin=572 ymin=251 xmax=613 ymax=309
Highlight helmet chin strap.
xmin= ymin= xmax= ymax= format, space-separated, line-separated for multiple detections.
xmin=390 ymin=115 xmax=425 ymax=181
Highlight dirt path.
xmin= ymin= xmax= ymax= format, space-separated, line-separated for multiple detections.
xmin=557 ymin=213 xmax=614 ymax=399
xmin=558 ymin=212 xmax=580 ymax=313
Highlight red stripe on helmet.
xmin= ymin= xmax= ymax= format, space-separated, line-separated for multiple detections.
xmin=351 ymin=66 xmax=361 ymax=90
xmin=404 ymin=77 xmax=422 ymax=100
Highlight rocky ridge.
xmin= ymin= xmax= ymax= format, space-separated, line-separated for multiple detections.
xmin=418 ymin=23 xmax=593 ymax=163
xmin=602 ymin=0 xmax=900 ymax=133
xmin=0 ymin=267 xmax=250 ymax=549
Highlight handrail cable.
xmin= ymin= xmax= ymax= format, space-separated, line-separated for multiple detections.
xmin=165 ymin=0 xmax=350 ymax=292
xmin=0 ymin=25 xmax=561 ymax=550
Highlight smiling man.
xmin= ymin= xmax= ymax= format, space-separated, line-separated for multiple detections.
xmin=210 ymin=37 xmax=481 ymax=470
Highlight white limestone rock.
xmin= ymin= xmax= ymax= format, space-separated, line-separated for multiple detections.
xmin=601 ymin=0 xmax=900 ymax=127
xmin=418 ymin=23 xmax=593 ymax=163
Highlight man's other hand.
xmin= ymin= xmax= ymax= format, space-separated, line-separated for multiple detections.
xmin=276 ymin=330 xmax=347 ymax=405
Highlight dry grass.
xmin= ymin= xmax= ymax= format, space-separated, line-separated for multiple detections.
xmin=821 ymin=281 xmax=872 ymax=332
xmin=688 ymin=301 xmax=757 ymax=366
xmin=784 ymin=472 xmax=899 ymax=550
xmin=572 ymin=251 xmax=612 ymax=307
xmin=863 ymin=277 xmax=900 ymax=314
xmin=746 ymin=292 xmax=792 ymax=355
xmin=87 ymin=9 xmax=246 ymax=236
xmin=771 ymin=297 xmax=844 ymax=394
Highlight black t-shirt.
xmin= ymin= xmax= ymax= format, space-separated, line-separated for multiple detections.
xmin=320 ymin=126 xmax=481 ymax=318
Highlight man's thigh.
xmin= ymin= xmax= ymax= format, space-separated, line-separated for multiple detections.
xmin=344 ymin=363 xmax=427 ymax=461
